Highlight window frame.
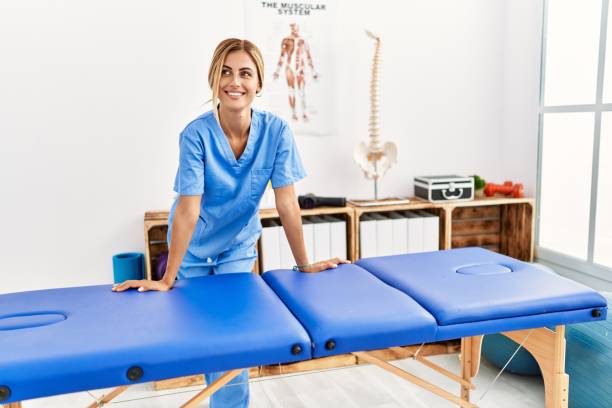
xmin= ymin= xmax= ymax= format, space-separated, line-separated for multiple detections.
xmin=537 ymin=0 xmax=612 ymax=279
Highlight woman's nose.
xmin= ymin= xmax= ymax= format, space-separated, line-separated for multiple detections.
xmin=232 ymin=74 xmax=241 ymax=86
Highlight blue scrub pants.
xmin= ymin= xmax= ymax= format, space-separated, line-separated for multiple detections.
xmin=177 ymin=244 xmax=256 ymax=408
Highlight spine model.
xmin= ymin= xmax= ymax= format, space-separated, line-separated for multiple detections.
xmin=353 ymin=30 xmax=397 ymax=199
xmin=367 ymin=30 xmax=381 ymax=154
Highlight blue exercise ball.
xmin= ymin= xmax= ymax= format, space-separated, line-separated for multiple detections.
xmin=482 ymin=333 xmax=541 ymax=376
xmin=482 ymin=291 xmax=612 ymax=407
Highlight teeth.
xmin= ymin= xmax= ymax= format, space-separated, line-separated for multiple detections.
xmin=228 ymin=92 xmax=242 ymax=96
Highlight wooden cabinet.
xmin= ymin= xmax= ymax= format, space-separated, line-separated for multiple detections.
xmin=350 ymin=196 xmax=533 ymax=261
xmin=447 ymin=199 xmax=534 ymax=261
xmin=143 ymin=211 xmax=171 ymax=280
xmin=144 ymin=196 xmax=534 ymax=280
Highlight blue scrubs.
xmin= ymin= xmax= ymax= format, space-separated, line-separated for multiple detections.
xmin=168 ymin=107 xmax=306 ymax=276
xmin=168 ymin=108 xmax=306 ymax=408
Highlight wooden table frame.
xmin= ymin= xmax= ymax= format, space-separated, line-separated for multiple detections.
xmin=3 ymin=325 xmax=568 ymax=408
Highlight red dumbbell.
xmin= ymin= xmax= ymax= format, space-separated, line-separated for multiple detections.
xmin=484 ymin=181 xmax=524 ymax=198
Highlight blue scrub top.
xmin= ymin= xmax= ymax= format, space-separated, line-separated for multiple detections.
xmin=168 ymin=108 xmax=306 ymax=265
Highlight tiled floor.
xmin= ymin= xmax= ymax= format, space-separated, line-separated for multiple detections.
xmin=24 ymin=354 xmax=544 ymax=407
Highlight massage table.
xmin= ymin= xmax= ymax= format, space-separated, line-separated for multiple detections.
xmin=0 ymin=248 xmax=607 ymax=407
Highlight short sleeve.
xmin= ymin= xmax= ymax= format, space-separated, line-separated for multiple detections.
xmin=271 ymin=125 xmax=307 ymax=189
xmin=173 ymin=128 xmax=205 ymax=196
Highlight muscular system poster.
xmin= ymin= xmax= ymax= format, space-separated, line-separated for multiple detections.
xmin=245 ymin=1 xmax=335 ymax=136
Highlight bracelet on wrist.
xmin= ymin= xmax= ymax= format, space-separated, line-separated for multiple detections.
xmin=292 ymin=263 xmax=312 ymax=271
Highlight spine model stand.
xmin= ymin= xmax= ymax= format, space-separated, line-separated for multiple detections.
xmin=353 ymin=30 xmax=397 ymax=199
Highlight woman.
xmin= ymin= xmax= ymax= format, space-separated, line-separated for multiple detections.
xmin=112 ymin=38 xmax=348 ymax=407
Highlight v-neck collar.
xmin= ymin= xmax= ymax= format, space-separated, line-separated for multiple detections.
xmin=214 ymin=108 xmax=260 ymax=167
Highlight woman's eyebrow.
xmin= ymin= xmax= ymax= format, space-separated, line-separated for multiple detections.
xmin=222 ymin=66 xmax=254 ymax=72
xmin=223 ymin=65 xmax=253 ymax=73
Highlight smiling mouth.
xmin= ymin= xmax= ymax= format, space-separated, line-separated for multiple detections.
xmin=225 ymin=91 xmax=245 ymax=99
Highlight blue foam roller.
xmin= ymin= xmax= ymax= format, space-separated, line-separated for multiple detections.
xmin=112 ymin=252 xmax=144 ymax=283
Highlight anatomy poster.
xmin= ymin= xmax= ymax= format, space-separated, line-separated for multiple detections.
xmin=245 ymin=1 xmax=335 ymax=136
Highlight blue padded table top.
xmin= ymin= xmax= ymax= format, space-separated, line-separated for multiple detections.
xmin=263 ymin=264 xmax=437 ymax=358
xmin=357 ymin=248 xmax=608 ymax=328
xmin=0 ymin=273 xmax=311 ymax=404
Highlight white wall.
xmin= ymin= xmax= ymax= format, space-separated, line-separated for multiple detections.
xmin=301 ymin=0 xmax=508 ymax=199
xmin=0 ymin=0 xmax=543 ymax=293
xmin=500 ymin=0 xmax=544 ymax=198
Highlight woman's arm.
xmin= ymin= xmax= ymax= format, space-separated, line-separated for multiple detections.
xmin=274 ymin=184 xmax=349 ymax=273
xmin=112 ymin=195 xmax=201 ymax=292
xmin=275 ymin=184 xmax=308 ymax=266
xmin=161 ymin=195 xmax=201 ymax=286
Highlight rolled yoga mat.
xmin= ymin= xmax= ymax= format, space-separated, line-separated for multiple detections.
xmin=154 ymin=252 xmax=168 ymax=281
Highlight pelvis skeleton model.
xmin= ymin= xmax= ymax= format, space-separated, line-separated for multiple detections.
xmin=353 ymin=30 xmax=397 ymax=198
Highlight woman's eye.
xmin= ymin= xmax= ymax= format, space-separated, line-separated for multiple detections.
xmin=241 ymin=71 xmax=252 ymax=77
xmin=222 ymin=69 xmax=231 ymax=76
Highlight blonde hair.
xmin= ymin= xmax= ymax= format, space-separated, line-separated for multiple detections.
xmin=208 ymin=38 xmax=264 ymax=118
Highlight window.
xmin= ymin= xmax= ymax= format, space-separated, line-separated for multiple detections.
xmin=538 ymin=0 xmax=612 ymax=278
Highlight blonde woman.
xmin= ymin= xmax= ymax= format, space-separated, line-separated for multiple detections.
xmin=112 ymin=38 xmax=348 ymax=407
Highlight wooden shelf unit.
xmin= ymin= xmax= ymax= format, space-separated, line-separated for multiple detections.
xmin=144 ymin=206 xmax=357 ymax=279
xmin=145 ymin=196 xmax=534 ymax=279
xmin=144 ymin=211 xmax=170 ymax=280
xmin=350 ymin=196 xmax=535 ymax=262
xmin=256 ymin=206 xmax=355 ymax=273
xmin=350 ymin=200 xmax=446 ymax=260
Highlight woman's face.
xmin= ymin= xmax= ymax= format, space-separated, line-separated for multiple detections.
xmin=218 ymin=50 xmax=260 ymax=113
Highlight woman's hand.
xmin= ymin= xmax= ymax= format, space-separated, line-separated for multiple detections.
xmin=111 ymin=279 xmax=172 ymax=293
xmin=299 ymin=258 xmax=351 ymax=273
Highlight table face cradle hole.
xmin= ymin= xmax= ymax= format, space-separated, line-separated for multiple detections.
xmin=0 ymin=312 xmax=67 ymax=331
xmin=455 ymin=263 xmax=513 ymax=276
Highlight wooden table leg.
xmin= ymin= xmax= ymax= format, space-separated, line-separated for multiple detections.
xmin=354 ymin=351 xmax=477 ymax=408
xmin=460 ymin=337 xmax=472 ymax=401
xmin=460 ymin=336 xmax=482 ymax=401
xmin=181 ymin=369 xmax=243 ymax=408
xmin=502 ymin=326 xmax=568 ymax=408
xmin=85 ymin=385 xmax=129 ymax=407
xmin=461 ymin=335 xmax=483 ymax=404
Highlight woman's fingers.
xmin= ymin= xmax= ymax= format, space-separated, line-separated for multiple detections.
xmin=310 ymin=262 xmax=336 ymax=272
xmin=299 ymin=258 xmax=352 ymax=273
xmin=112 ymin=280 xmax=170 ymax=292
xmin=327 ymin=257 xmax=351 ymax=265
xmin=138 ymin=281 xmax=166 ymax=292
xmin=112 ymin=280 xmax=136 ymax=292
xmin=112 ymin=280 xmax=146 ymax=292
xmin=321 ymin=258 xmax=351 ymax=269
